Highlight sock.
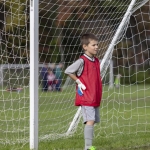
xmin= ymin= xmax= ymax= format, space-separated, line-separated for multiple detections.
xmin=84 ymin=124 xmax=94 ymax=150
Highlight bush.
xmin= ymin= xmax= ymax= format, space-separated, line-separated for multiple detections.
xmin=116 ymin=68 xmax=150 ymax=84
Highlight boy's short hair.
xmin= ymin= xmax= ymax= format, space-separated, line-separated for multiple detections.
xmin=80 ymin=33 xmax=98 ymax=46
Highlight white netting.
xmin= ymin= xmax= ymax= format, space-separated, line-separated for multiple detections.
xmin=0 ymin=0 xmax=150 ymax=149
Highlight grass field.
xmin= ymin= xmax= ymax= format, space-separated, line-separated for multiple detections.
xmin=0 ymin=84 xmax=150 ymax=150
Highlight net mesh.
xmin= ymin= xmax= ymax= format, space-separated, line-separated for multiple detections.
xmin=0 ymin=0 xmax=149 ymax=149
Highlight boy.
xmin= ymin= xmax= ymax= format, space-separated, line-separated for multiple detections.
xmin=65 ymin=33 xmax=102 ymax=150
xmin=47 ymin=68 xmax=56 ymax=91
xmin=114 ymin=74 xmax=121 ymax=88
xmin=54 ymin=62 xmax=64 ymax=91
xmin=41 ymin=63 xmax=48 ymax=92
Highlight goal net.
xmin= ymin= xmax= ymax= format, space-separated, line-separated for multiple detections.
xmin=0 ymin=0 xmax=150 ymax=149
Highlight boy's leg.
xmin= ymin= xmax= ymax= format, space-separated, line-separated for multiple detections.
xmin=55 ymin=79 xmax=61 ymax=91
xmin=43 ymin=80 xmax=48 ymax=91
xmin=81 ymin=106 xmax=96 ymax=150
xmin=84 ymin=123 xmax=94 ymax=150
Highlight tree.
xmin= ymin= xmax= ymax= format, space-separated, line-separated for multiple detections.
xmin=0 ymin=0 xmax=29 ymax=64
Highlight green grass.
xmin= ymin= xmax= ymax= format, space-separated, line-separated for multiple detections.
xmin=0 ymin=84 xmax=150 ymax=150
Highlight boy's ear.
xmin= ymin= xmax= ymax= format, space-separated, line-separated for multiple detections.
xmin=82 ymin=44 xmax=87 ymax=50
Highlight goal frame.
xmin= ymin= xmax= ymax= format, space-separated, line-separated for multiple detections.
xmin=29 ymin=0 xmax=149 ymax=149
xmin=30 ymin=0 xmax=39 ymax=149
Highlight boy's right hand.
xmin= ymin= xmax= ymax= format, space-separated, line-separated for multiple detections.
xmin=76 ymin=79 xmax=86 ymax=95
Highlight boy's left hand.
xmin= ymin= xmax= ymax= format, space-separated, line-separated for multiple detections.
xmin=76 ymin=79 xmax=86 ymax=95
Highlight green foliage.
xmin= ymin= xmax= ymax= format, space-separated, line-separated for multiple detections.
xmin=5 ymin=0 xmax=27 ymax=29
xmin=1 ymin=0 xmax=29 ymax=63
xmin=130 ymin=70 xmax=150 ymax=84
xmin=0 ymin=0 xmax=149 ymax=68
xmin=62 ymin=20 xmax=82 ymax=63
xmin=39 ymin=2 xmax=59 ymax=62
xmin=117 ymin=67 xmax=150 ymax=84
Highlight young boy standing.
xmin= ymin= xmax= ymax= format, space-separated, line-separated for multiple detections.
xmin=65 ymin=33 xmax=102 ymax=150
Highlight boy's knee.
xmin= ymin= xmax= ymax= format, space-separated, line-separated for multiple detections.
xmin=86 ymin=120 xmax=95 ymax=125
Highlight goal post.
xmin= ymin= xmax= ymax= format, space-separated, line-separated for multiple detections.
xmin=30 ymin=0 xmax=39 ymax=149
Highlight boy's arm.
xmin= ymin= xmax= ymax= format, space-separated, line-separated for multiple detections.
xmin=68 ymin=73 xmax=86 ymax=95
xmin=68 ymin=73 xmax=78 ymax=81
xmin=65 ymin=59 xmax=86 ymax=94
xmin=65 ymin=58 xmax=83 ymax=75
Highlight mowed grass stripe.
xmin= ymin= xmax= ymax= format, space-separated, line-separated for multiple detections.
xmin=0 ymin=85 xmax=150 ymax=149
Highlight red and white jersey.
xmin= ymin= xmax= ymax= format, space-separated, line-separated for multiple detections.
xmin=75 ymin=55 xmax=102 ymax=107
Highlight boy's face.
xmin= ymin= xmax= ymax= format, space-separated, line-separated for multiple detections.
xmin=83 ymin=40 xmax=98 ymax=57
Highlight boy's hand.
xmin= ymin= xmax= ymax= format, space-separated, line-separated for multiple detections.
xmin=76 ymin=79 xmax=86 ymax=95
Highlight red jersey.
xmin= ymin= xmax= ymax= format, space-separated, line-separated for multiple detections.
xmin=75 ymin=55 xmax=102 ymax=106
